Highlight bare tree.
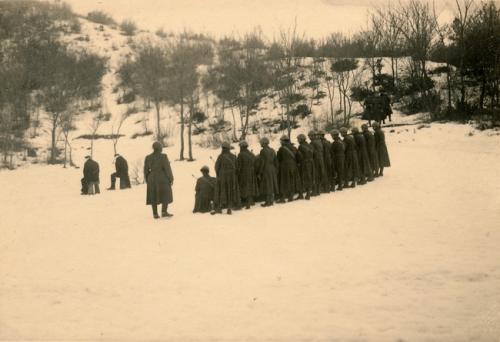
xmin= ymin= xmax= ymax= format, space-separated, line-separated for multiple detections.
xmin=60 ymin=107 xmax=77 ymax=168
xmin=111 ymin=112 xmax=128 ymax=155
xmin=89 ymin=109 xmax=104 ymax=158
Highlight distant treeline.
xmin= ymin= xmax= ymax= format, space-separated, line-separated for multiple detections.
xmin=0 ymin=0 xmax=499 ymax=168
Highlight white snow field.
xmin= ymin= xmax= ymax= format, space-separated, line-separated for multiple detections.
xmin=1 ymin=123 xmax=500 ymax=341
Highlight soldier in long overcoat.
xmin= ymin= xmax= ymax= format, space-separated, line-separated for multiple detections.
xmin=296 ymin=134 xmax=315 ymax=200
xmin=257 ymin=137 xmax=279 ymax=207
xmin=340 ymin=127 xmax=360 ymax=188
xmin=373 ymin=122 xmax=391 ymax=176
xmin=309 ymin=131 xmax=328 ymax=196
xmin=237 ymin=140 xmax=259 ymax=209
xmin=83 ymin=155 xmax=100 ymax=195
xmin=319 ymin=131 xmax=334 ymax=192
xmin=144 ymin=142 xmax=174 ymax=219
xmin=330 ymin=130 xmax=345 ymax=191
xmin=193 ymin=166 xmax=216 ymax=213
xmin=362 ymin=123 xmax=379 ymax=178
xmin=277 ymin=135 xmax=300 ymax=203
xmin=108 ymin=154 xmax=131 ymax=190
xmin=212 ymin=142 xmax=241 ymax=215
xmin=352 ymin=127 xmax=373 ymax=183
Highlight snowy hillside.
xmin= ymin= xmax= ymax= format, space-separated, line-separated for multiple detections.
xmin=2 ymin=12 xmax=500 ymax=342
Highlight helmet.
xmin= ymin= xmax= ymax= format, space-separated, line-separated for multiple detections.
xmin=152 ymin=141 xmax=163 ymax=152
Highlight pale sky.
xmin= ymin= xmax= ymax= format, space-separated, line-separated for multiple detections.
xmin=65 ymin=0 xmax=454 ymax=39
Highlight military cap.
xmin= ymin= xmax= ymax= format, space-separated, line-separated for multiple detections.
xmin=318 ymin=130 xmax=325 ymax=136
xmin=84 ymin=155 xmax=91 ymax=159
xmin=280 ymin=134 xmax=290 ymax=141
xmin=351 ymin=127 xmax=360 ymax=134
xmin=339 ymin=127 xmax=348 ymax=135
xmin=308 ymin=130 xmax=316 ymax=137
xmin=372 ymin=122 xmax=380 ymax=128
xmin=330 ymin=129 xmax=340 ymax=137
xmin=239 ymin=140 xmax=248 ymax=147
xmin=297 ymin=134 xmax=307 ymax=142
xmin=200 ymin=165 xmax=210 ymax=172
xmin=221 ymin=141 xmax=231 ymax=149
xmin=361 ymin=123 xmax=369 ymax=131
xmin=260 ymin=137 xmax=270 ymax=145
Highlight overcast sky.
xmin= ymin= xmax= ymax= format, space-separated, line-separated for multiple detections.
xmin=65 ymin=0 xmax=453 ymax=39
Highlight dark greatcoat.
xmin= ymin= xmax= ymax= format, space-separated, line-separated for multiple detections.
xmin=144 ymin=152 xmax=174 ymax=205
xmin=321 ymin=139 xmax=334 ymax=187
xmin=214 ymin=150 xmax=241 ymax=209
xmin=237 ymin=148 xmax=259 ymax=199
xmin=258 ymin=146 xmax=279 ymax=196
xmin=363 ymin=130 xmax=379 ymax=172
xmin=115 ymin=155 xmax=131 ymax=188
xmin=330 ymin=139 xmax=345 ymax=185
xmin=354 ymin=132 xmax=373 ymax=177
xmin=83 ymin=159 xmax=100 ymax=182
xmin=277 ymin=143 xmax=300 ymax=198
xmin=343 ymin=135 xmax=360 ymax=181
xmin=193 ymin=175 xmax=216 ymax=213
xmin=374 ymin=129 xmax=391 ymax=167
xmin=311 ymin=139 xmax=328 ymax=188
xmin=297 ymin=142 xmax=315 ymax=190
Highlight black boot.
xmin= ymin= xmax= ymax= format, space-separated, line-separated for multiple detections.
xmin=152 ymin=205 xmax=160 ymax=219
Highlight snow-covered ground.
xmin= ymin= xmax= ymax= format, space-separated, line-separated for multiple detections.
xmin=1 ymin=122 xmax=500 ymax=341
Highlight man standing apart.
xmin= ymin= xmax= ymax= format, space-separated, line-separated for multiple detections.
xmin=144 ymin=142 xmax=174 ymax=219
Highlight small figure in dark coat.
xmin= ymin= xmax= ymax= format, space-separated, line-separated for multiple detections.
xmin=82 ymin=155 xmax=100 ymax=195
xmin=212 ymin=142 xmax=241 ymax=215
xmin=373 ymin=122 xmax=391 ymax=176
xmin=258 ymin=137 xmax=279 ymax=207
xmin=108 ymin=154 xmax=131 ymax=190
xmin=144 ymin=142 xmax=174 ymax=219
xmin=193 ymin=166 xmax=216 ymax=213
xmin=330 ymin=130 xmax=345 ymax=191
xmin=309 ymin=131 xmax=328 ymax=196
xmin=340 ymin=127 xmax=360 ymax=188
xmin=380 ymin=92 xmax=392 ymax=123
xmin=277 ymin=135 xmax=300 ymax=203
xmin=237 ymin=140 xmax=259 ymax=209
xmin=352 ymin=127 xmax=373 ymax=183
xmin=362 ymin=123 xmax=379 ymax=178
xmin=296 ymin=134 xmax=315 ymax=200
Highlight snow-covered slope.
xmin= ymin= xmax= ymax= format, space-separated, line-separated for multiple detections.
xmin=1 ymin=123 xmax=500 ymax=340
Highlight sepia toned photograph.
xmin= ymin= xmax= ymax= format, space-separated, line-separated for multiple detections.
xmin=1 ymin=0 xmax=499 ymax=340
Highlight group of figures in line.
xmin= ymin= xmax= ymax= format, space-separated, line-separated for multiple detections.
xmin=191 ymin=122 xmax=391 ymax=216
xmin=79 ymin=122 xmax=390 ymax=219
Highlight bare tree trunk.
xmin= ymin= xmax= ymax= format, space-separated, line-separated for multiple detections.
xmin=179 ymin=99 xmax=185 ymax=160
xmin=188 ymin=99 xmax=194 ymax=161
xmin=155 ymin=101 xmax=161 ymax=141
xmin=230 ymin=107 xmax=237 ymax=141
xmin=50 ymin=114 xmax=58 ymax=164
